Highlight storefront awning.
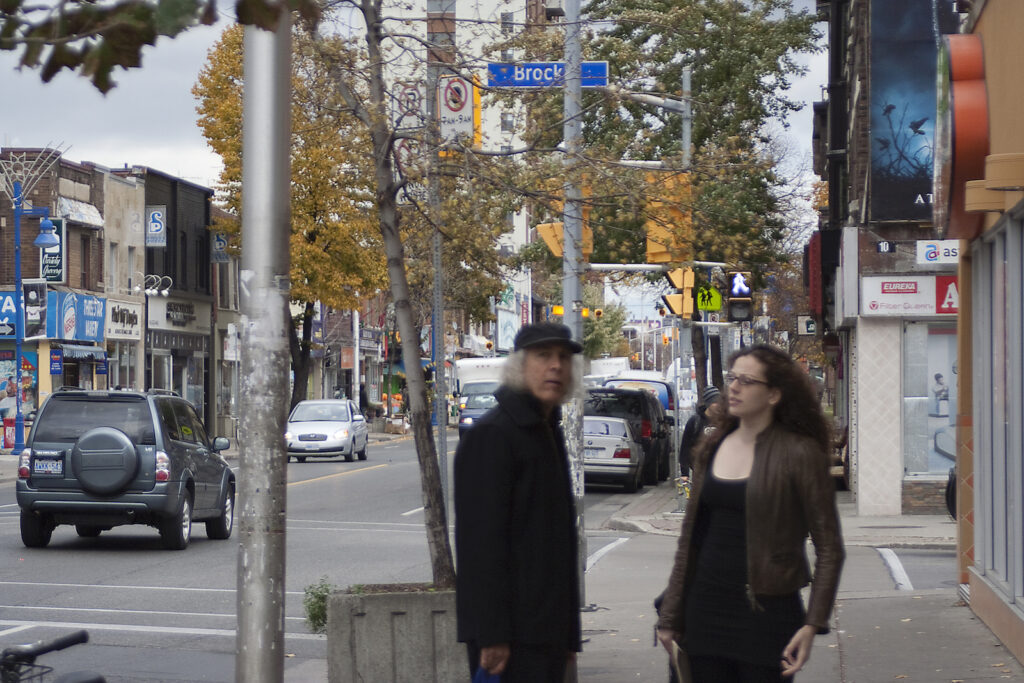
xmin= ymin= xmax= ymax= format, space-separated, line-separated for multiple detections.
xmin=59 ymin=344 xmax=107 ymax=361
xmin=390 ymin=358 xmax=451 ymax=376
xmin=58 ymin=196 xmax=104 ymax=229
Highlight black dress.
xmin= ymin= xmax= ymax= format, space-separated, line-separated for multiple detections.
xmin=682 ymin=469 xmax=805 ymax=667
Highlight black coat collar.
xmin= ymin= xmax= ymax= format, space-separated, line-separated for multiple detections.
xmin=495 ymin=385 xmax=562 ymax=428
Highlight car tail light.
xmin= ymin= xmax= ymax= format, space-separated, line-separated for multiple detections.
xmin=641 ymin=420 xmax=652 ymax=439
xmin=613 ymin=448 xmax=632 ymax=459
xmin=155 ymin=451 xmax=171 ymax=482
xmin=668 ymin=394 xmax=674 ymax=410
xmin=18 ymin=450 xmax=31 ymax=479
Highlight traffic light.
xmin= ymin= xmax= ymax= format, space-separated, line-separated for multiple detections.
xmin=594 ymin=308 xmax=603 ymax=319
xmin=534 ymin=187 xmax=594 ymax=259
xmin=727 ymin=271 xmax=753 ymax=322
xmin=662 ymin=267 xmax=695 ymax=317
xmin=644 ymin=172 xmax=693 ymax=263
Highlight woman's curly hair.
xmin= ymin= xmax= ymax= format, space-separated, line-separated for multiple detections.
xmin=697 ymin=344 xmax=831 ymax=462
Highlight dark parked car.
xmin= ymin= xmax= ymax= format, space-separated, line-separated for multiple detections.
xmin=584 ymin=387 xmax=672 ymax=486
xmin=16 ymin=388 xmax=235 ymax=550
xmin=458 ymin=392 xmax=497 ymax=438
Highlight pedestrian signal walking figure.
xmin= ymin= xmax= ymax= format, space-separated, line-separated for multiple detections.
xmin=655 ymin=344 xmax=844 ymax=682
xmin=455 ymin=322 xmax=583 ymax=682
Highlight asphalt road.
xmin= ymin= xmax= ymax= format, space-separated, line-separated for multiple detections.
xmin=1 ymin=434 xmax=953 ymax=681
xmin=0 ymin=434 xmax=640 ymax=682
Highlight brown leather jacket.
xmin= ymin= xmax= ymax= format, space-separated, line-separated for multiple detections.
xmin=656 ymin=422 xmax=845 ymax=636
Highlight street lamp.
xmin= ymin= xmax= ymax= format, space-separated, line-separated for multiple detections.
xmin=133 ymin=273 xmax=172 ymax=297
xmin=12 ymin=180 xmax=58 ymax=453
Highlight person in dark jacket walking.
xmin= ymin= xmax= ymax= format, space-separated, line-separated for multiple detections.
xmin=679 ymin=385 xmax=723 ymax=480
xmin=656 ymin=345 xmax=844 ymax=682
xmin=455 ymin=322 xmax=583 ymax=682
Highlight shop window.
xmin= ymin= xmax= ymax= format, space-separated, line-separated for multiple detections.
xmin=902 ymin=321 xmax=957 ymax=475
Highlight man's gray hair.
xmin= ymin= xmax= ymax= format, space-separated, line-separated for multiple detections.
xmin=501 ymin=349 xmax=584 ymax=405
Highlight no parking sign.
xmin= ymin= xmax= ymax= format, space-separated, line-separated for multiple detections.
xmin=438 ymin=75 xmax=479 ymax=145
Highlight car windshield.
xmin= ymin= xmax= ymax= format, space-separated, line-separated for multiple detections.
xmin=462 ymin=381 xmax=500 ymax=395
xmin=31 ymin=397 xmax=157 ymax=445
xmin=584 ymin=418 xmax=628 ymax=438
xmin=290 ymin=403 xmax=350 ymax=422
xmin=464 ymin=394 xmax=497 ymax=410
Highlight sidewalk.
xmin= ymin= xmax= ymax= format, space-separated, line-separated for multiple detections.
xmin=582 ymin=482 xmax=1023 ymax=682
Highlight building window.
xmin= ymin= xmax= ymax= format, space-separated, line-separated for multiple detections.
xmin=501 ymin=12 xmax=514 ymax=34
xmin=500 ymin=49 xmax=513 ymax=62
xmin=179 ymin=234 xmax=188 ymax=289
xmin=81 ymin=235 xmax=91 ymax=289
xmin=501 ymin=113 xmax=515 ymax=133
xmin=195 ymin=236 xmax=209 ymax=292
xmin=128 ymin=246 xmax=137 ymax=288
xmin=108 ymin=241 xmax=119 ymax=292
xmin=972 ymin=220 xmax=1023 ymax=596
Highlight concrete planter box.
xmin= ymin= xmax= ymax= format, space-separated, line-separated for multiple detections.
xmin=327 ymin=589 xmax=466 ymax=683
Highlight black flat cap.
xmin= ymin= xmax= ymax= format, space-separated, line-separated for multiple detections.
xmin=514 ymin=322 xmax=583 ymax=353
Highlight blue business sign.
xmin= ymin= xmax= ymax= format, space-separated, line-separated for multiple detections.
xmin=0 ymin=292 xmax=17 ymax=338
xmin=487 ymin=61 xmax=609 ymax=88
xmin=50 ymin=349 xmax=63 ymax=375
xmin=146 ymin=205 xmax=167 ymax=248
xmin=46 ymin=292 xmax=105 ymax=342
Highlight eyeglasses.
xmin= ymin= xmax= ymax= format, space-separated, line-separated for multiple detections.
xmin=725 ymin=372 xmax=769 ymax=387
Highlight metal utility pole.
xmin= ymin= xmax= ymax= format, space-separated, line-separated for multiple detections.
xmin=352 ymin=308 xmax=360 ymax=407
xmin=237 ymin=14 xmax=291 ymax=683
xmin=426 ymin=0 xmax=451 ymax=516
xmin=563 ymin=0 xmax=587 ymax=625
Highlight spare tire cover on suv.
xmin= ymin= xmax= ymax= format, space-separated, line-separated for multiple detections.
xmin=71 ymin=427 xmax=140 ymax=495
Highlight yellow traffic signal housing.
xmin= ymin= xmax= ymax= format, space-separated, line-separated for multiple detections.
xmin=535 ymin=221 xmax=593 ymax=259
xmin=662 ymin=267 xmax=695 ymax=317
xmin=594 ymin=308 xmax=604 ymax=319
xmin=551 ymin=305 xmax=565 ymax=316
xmin=665 ymin=267 xmax=695 ymax=290
xmin=645 ymin=172 xmax=693 ymax=263
xmin=661 ymin=293 xmax=693 ymax=317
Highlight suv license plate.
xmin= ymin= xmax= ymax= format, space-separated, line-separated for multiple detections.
xmin=33 ymin=458 xmax=63 ymax=475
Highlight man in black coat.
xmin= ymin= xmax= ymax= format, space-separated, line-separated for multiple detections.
xmin=454 ymin=322 xmax=583 ymax=682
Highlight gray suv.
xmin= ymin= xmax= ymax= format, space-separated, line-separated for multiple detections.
xmin=16 ymin=388 xmax=235 ymax=550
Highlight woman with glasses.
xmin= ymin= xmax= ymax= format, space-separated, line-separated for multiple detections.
xmin=655 ymin=344 xmax=844 ymax=682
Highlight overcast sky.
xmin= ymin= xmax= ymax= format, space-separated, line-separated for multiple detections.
xmin=1 ymin=12 xmax=232 ymax=188
xmin=3 ymin=0 xmax=824 ymax=197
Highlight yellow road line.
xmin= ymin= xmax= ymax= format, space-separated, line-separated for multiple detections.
xmin=288 ymin=463 xmax=389 ymax=487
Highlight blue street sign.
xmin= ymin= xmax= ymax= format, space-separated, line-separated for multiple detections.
xmin=487 ymin=61 xmax=609 ymax=88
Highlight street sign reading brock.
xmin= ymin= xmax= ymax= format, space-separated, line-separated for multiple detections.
xmin=487 ymin=61 xmax=609 ymax=88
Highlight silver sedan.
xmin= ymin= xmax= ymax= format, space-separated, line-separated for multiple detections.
xmin=582 ymin=416 xmax=644 ymax=493
xmin=285 ymin=399 xmax=369 ymax=463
